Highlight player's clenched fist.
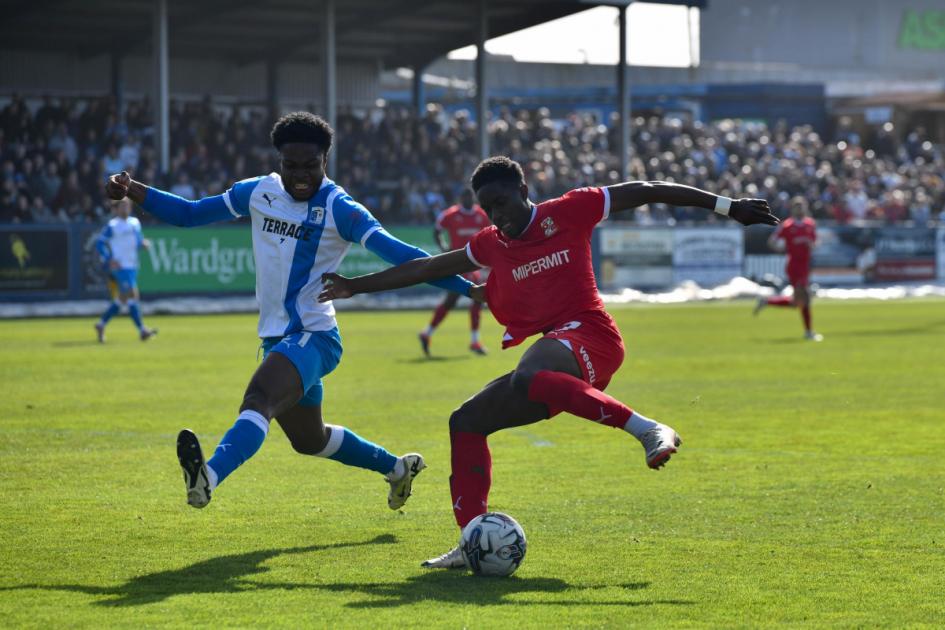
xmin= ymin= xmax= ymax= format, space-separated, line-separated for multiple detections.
xmin=106 ymin=171 xmax=132 ymax=200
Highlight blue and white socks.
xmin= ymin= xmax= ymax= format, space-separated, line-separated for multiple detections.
xmin=127 ymin=300 xmax=144 ymax=331
xmin=206 ymin=410 xmax=269 ymax=490
xmin=315 ymin=424 xmax=399 ymax=476
xmin=99 ymin=301 xmax=120 ymax=326
xmin=204 ymin=415 xmax=401 ymax=492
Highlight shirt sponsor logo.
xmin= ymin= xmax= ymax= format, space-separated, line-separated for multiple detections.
xmin=261 ymin=217 xmax=316 ymax=242
xmin=511 ymin=248 xmax=571 ymax=281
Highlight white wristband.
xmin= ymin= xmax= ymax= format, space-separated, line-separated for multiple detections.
xmin=714 ymin=196 xmax=732 ymax=216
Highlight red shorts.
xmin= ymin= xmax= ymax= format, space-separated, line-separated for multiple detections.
xmin=787 ymin=263 xmax=810 ymax=287
xmin=543 ymin=310 xmax=625 ymax=390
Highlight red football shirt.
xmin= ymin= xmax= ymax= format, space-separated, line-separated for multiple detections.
xmin=435 ymin=204 xmax=491 ymax=250
xmin=466 ymin=187 xmax=610 ymax=347
xmin=774 ymin=217 xmax=816 ymax=268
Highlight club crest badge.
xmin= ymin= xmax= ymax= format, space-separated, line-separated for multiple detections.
xmin=308 ymin=206 xmax=325 ymax=224
xmin=541 ymin=216 xmax=557 ymax=236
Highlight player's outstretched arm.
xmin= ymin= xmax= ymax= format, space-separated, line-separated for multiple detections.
xmin=363 ymin=229 xmax=475 ymax=296
xmin=319 ymin=249 xmax=476 ymax=302
xmin=105 ymin=171 xmax=236 ymax=228
xmin=606 ymin=180 xmax=779 ymax=227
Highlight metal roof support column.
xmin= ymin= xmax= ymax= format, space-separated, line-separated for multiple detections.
xmin=323 ymin=0 xmax=337 ymax=179
xmin=476 ymin=0 xmax=489 ymax=161
xmin=152 ymin=0 xmax=169 ymax=177
xmin=110 ymin=50 xmax=125 ymax=124
xmin=266 ymin=58 xmax=279 ymax=124
xmin=412 ymin=64 xmax=426 ymax=118
xmin=617 ymin=3 xmax=631 ymax=181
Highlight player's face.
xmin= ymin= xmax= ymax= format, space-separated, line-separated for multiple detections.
xmin=460 ymin=189 xmax=474 ymax=209
xmin=279 ymin=143 xmax=327 ymax=201
xmin=113 ymin=200 xmax=131 ymax=219
xmin=476 ymin=181 xmax=531 ymax=239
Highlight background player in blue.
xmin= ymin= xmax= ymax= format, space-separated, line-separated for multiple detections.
xmin=104 ymin=112 xmax=474 ymax=511
xmin=94 ymin=198 xmax=157 ymax=343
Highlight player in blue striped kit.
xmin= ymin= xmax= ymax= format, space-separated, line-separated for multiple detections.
xmin=94 ymin=198 xmax=157 ymax=343
xmin=105 ymin=112 xmax=474 ymax=511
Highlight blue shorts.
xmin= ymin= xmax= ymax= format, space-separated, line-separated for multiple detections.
xmin=108 ymin=269 xmax=138 ymax=298
xmin=261 ymin=328 xmax=343 ymax=407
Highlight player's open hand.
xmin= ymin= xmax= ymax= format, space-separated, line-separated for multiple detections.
xmin=319 ymin=272 xmax=354 ymax=302
xmin=470 ymin=284 xmax=487 ymax=304
xmin=729 ymin=198 xmax=779 ymax=226
xmin=106 ymin=171 xmax=131 ymax=200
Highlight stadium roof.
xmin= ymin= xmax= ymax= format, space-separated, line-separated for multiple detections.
xmin=0 ymin=0 xmax=705 ymax=69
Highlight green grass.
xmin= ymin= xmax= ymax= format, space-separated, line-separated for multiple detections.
xmin=1 ymin=299 xmax=943 ymax=628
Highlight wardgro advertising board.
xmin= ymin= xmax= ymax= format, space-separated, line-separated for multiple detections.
xmin=128 ymin=225 xmax=442 ymax=295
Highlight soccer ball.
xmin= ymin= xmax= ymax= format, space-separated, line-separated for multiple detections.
xmin=459 ymin=512 xmax=527 ymax=576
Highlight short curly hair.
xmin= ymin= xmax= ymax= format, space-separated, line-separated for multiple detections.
xmin=470 ymin=156 xmax=525 ymax=192
xmin=270 ymin=112 xmax=334 ymax=152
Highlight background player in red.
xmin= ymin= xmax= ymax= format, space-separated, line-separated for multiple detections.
xmin=319 ymin=157 xmax=778 ymax=568
xmin=420 ymin=189 xmax=491 ymax=356
xmin=754 ymin=196 xmax=822 ymax=341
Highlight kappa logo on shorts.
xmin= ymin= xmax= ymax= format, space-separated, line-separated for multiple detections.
xmin=579 ymin=345 xmax=597 ymax=384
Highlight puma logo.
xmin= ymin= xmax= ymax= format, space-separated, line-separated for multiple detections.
xmin=262 ymin=193 xmax=275 ymax=208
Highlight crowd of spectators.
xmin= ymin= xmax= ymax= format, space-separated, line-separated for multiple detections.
xmin=2 ymin=93 xmax=944 ymax=226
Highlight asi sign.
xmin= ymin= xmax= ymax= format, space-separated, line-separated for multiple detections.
xmin=898 ymin=9 xmax=945 ymax=50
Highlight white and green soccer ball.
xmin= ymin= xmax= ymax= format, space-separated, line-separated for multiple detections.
xmin=459 ymin=512 xmax=527 ymax=577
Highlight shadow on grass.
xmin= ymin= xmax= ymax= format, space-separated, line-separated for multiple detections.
xmin=396 ymin=355 xmax=471 ymax=364
xmin=824 ymin=319 xmax=945 ymax=338
xmin=254 ymin=573 xmax=692 ymax=608
xmin=0 ymin=534 xmax=396 ymax=607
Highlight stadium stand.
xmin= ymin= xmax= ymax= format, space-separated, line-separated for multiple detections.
xmin=2 ymin=94 xmax=943 ymax=226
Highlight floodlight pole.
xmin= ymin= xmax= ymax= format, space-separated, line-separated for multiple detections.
xmin=323 ymin=0 xmax=337 ymax=179
xmin=617 ymin=3 xmax=631 ymax=181
xmin=476 ymin=0 xmax=489 ymax=161
xmin=153 ymin=0 xmax=170 ymax=177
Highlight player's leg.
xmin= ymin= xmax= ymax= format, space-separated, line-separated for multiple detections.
xmin=122 ymin=276 xmax=156 ymax=340
xmin=468 ymin=300 xmax=486 ymax=354
xmin=95 ymin=275 xmax=121 ymax=342
xmin=795 ymin=282 xmax=821 ymax=340
xmin=515 ymin=336 xmax=680 ymax=469
xmin=275 ymin=397 xmax=425 ymax=510
xmin=178 ymin=350 xmax=304 ymax=507
xmin=420 ymin=292 xmax=459 ymax=355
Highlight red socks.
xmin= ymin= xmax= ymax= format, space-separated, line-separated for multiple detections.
xmin=429 ymin=303 xmax=450 ymax=328
xmin=766 ymin=295 xmax=794 ymax=307
xmin=801 ymin=305 xmax=812 ymax=332
xmin=450 ymin=431 xmax=492 ymax=528
xmin=470 ymin=301 xmax=481 ymax=331
xmin=527 ymin=370 xmax=631 ymax=428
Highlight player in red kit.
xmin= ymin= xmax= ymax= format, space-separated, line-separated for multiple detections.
xmin=754 ymin=196 xmax=822 ymax=341
xmin=319 ymin=157 xmax=778 ymax=568
xmin=420 ymin=189 xmax=491 ymax=356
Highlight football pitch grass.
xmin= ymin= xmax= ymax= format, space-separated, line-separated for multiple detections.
xmin=1 ymin=299 xmax=942 ymax=628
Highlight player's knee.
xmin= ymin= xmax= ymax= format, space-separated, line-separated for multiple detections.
xmin=288 ymin=429 xmax=329 ymax=456
xmin=241 ymin=384 xmax=276 ymax=419
xmin=449 ymin=402 xmax=478 ymax=433
xmin=509 ymin=368 xmax=537 ymax=396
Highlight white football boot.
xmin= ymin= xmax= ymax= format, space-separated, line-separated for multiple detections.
xmin=640 ymin=423 xmax=682 ymax=470
xmin=176 ymin=429 xmax=211 ymax=508
xmin=385 ymin=453 xmax=426 ymax=510
xmin=421 ymin=545 xmax=466 ymax=570
xmin=805 ymin=331 xmax=824 ymax=342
